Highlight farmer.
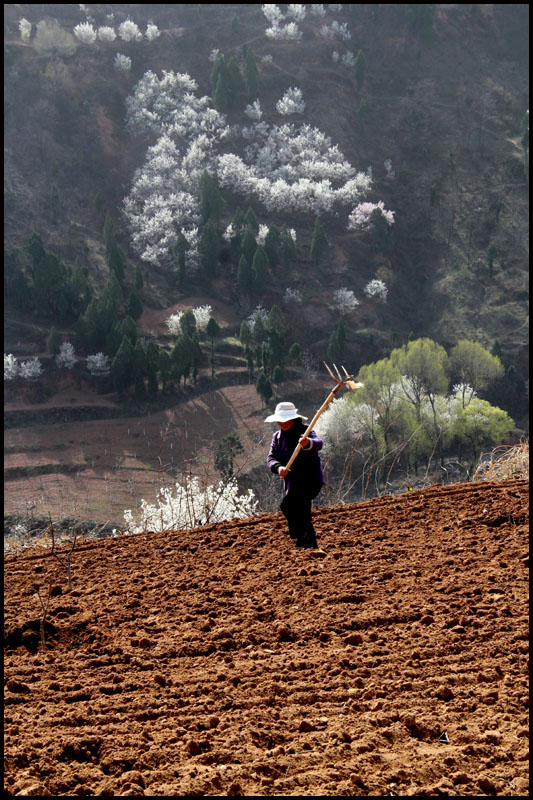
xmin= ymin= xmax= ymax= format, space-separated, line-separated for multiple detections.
xmin=265 ymin=401 xmax=325 ymax=549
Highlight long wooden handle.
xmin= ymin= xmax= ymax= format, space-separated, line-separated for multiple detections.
xmin=285 ymin=383 xmax=344 ymax=471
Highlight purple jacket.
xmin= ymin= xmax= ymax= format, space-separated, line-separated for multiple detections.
xmin=267 ymin=419 xmax=325 ymax=497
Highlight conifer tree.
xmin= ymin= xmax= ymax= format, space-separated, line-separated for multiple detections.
xmin=237 ymin=255 xmax=253 ymax=296
xmin=214 ymin=73 xmax=230 ymax=112
xmin=206 ymin=316 xmax=221 ymax=378
xmin=245 ymin=206 xmax=259 ymax=234
xmin=241 ymin=228 xmax=258 ymax=264
xmin=288 ymin=342 xmax=301 ymax=366
xmin=215 ymin=432 xmax=244 ymax=480
xmin=199 ymin=171 xmax=226 ymax=224
xmin=244 ymin=46 xmax=259 ymax=100
xmin=200 ymin=219 xmax=219 ymax=279
xmin=264 ymin=224 xmax=281 ymax=269
xmin=69 ymin=257 xmax=91 ymax=316
xmin=120 ymin=314 xmax=137 ymax=346
xmin=125 ymin=290 xmax=143 ymax=321
xmin=252 ymin=246 xmax=269 ymax=297
xmin=173 ymin=230 xmax=190 ymax=291
xmin=47 ymin=326 xmax=62 ymax=357
xmin=158 ymin=348 xmax=171 ymax=391
xmin=310 ymin=217 xmax=328 ymax=266
xmin=255 ymin=370 xmax=272 ymax=407
xmin=227 ymin=55 xmax=245 ymax=106
xmin=111 ymin=335 xmax=134 ymax=395
xmin=279 ymin=226 xmax=297 ymax=268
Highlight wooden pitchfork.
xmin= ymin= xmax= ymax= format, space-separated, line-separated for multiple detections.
xmin=284 ymin=363 xmax=363 ymax=472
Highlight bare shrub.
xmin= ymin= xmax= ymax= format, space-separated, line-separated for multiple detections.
xmin=474 ymin=439 xmax=529 ymax=482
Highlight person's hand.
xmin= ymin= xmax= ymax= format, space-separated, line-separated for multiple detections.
xmin=299 ymin=436 xmax=311 ymax=449
xmin=278 ymin=466 xmax=289 ymax=479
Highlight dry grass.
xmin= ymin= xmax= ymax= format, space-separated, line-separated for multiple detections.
xmin=474 ymin=438 xmax=529 ymax=482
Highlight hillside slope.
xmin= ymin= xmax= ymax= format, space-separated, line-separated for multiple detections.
xmin=4 ymin=478 xmax=528 ymax=797
xmin=4 ymin=4 xmax=529 ymax=373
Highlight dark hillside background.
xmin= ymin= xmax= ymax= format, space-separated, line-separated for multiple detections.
xmin=3 ymin=5 xmax=529 ymax=528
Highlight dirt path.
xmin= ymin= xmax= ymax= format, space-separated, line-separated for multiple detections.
xmin=4 ymin=478 xmax=529 ymax=796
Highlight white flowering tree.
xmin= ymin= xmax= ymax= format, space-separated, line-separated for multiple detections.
xmin=283 ymin=287 xmax=303 ymax=305
xmin=114 ymin=53 xmax=132 ymax=74
xmin=218 ymin=122 xmax=371 ymax=215
xmin=97 ymin=26 xmax=116 ymax=42
xmin=55 ymin=342 xmax=77 ymax=369
xmin=4 ymin=354 xmax=19 ymax=381
xmin=145 ymin=24 xmax=160 ymax=41
xmin=276 ymin=87 xmax=306 ymax=115
xmin=87 ymin=353 xmax=111 ymax=375
xmin=123 ymin=476 xmax=258 ymax=532
xmin=123 ymin=71 xmax=231 ymax=270
xmin=320 ymin=21 xmax=351 ymax=41
xmin=348 ymin=201 xmax=395 ymax=231
xmin=118 ymin=19 xmax=142 ymax=42
xmin=256 ymin=224 xmax=269 ymax=245
xmin=19 ymin=357 xmax=43 ymax=381
xmin=122 ymin=62 xmax=387 ymax=270
xmin=73 ymin=22 xmax=97 ymax=44
xmin=167 ymin=305 xmax=213 ymax=336
xmin=18 ymin=18 xmax=32 ymax=42
xmin=245 ymin=100 xmax=263 ymax=121
xmin=266 ymin=22 xmax=303 ymax=41
xmin=333 ymin=288 xmax=359 ymax=315
xmin=364 ymin=279 xmax=388 ymax=302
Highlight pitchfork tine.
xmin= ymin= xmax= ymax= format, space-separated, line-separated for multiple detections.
xmin=324 ymin=362 xmax=338 ymax=382
xmin=332 ymin=363 xmax=343 ymax=382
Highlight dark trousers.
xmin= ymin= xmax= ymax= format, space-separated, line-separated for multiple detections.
xmin=280 ymin=490 xmax=318 ymax=548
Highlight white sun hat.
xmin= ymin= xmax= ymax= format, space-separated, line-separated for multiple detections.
xmin=264 ymin=401 xmax=308 ymax=424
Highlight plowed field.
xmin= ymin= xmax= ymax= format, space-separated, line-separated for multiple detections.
xmin=4 ymin=478 xmax=529 ymax=797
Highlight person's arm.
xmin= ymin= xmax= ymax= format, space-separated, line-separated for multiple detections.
xmin=299 ymin=430 xmax=323 ymax=452
xmin=266 ymin=433 xmax=283 ymax=474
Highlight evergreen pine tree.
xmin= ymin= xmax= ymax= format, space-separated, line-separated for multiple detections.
xmin=237 ymin=255 xmax=254 ymax=296
xmin=288 ymin=342 xmax=301 ymax=366
xmin=252 ymin=246 xmax=269 ymax=297
xmin=199 ymin=171 xmax=226 ymax=224
xmin=310 ymin=217 xmax=328 ymax=266
xmin=121 ymin=315 xmax=137 ymax=346
xmin=111 ymin=335 xmax=134 ymax=395
xmin=125 ymin=290 xmax=143 ymax=321
xmin=241 ymin=228 xmax=258 ymax=264
xmin=279 ymin=226 xmax=297 ymax=268
xmin=227 ymin=55 xmax=245 ymax=107
xmin=158 ymin=348 xmax=171 ymax=391
xmin=206 ymin=316 xmax=221 ymax=378
xmin=173 ymin=230 xmax=190 ymax=291
xmin=255 ymin=371 xmax=272 ymax=407
xmin=214 ymin=73 xmax=230 ymax=112
xmin=47 ymin=326 xmax=62 ymax=357
xmin=200 ymin=219 xmax=219 ymax=279
xmin=244 ymin=46 xmax=259 ymax=100
xmin=179 ymin=309 xmax=197 ymax=338
xmin=264 ymin=224 xmax=281 ymax=269
xmin=245 ymin=206 xmax=259 ymax=234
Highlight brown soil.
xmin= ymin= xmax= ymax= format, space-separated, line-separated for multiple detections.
xmin=4 ymin=478 xmax=529 ymax=797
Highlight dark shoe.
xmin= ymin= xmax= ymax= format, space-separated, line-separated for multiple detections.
xmin=296 ymin=534 xmax=318 ymax=549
